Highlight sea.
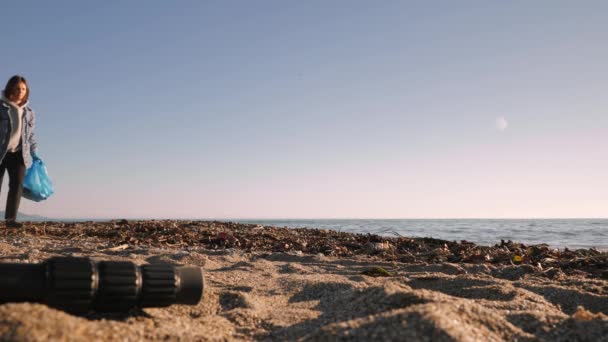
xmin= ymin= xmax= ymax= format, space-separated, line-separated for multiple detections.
xmin=235 ymin=219 xmax=608 ymax=250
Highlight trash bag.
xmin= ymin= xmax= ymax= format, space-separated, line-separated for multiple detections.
xmin=22 ymin=158 xmax=54 ymax=202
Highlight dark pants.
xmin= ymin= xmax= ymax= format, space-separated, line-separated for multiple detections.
xmin=0 ymin=152 xmax=25 ymax=221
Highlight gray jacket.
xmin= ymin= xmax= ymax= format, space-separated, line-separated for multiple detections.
xmin=0 ymin=101 xmax=38 ymax=169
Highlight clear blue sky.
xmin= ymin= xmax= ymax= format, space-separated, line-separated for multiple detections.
xmin=2 ymin=1 xmax=607 ymax=219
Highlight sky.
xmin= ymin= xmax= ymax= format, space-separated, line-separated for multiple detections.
xmin=0 ymin=1 xmax=606 ymax=219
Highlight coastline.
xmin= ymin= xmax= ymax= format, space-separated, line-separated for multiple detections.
xmin=0 ymin=220 xmax=606 ymax=341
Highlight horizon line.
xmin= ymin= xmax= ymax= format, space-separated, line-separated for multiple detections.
xmin=19 ymin=215 xmax=608 ymax=221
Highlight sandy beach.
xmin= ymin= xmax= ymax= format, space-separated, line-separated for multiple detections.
xmin=0 ymin=220 xmax=606 ymax=341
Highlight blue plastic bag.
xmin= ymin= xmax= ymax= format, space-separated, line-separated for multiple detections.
xmin=22 ymin=158 xmax=54 ymax=202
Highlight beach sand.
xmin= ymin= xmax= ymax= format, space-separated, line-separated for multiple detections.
xmin=0 ymin=220 xmax=606 ymax=341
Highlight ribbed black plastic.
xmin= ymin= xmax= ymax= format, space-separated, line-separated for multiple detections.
xmin=0 ymin=257 xmax=204 ymax=313
xmin=176 ymin=267 xmax=204 ymax=304
xmin=139 ymin=264 xmax=177 ymax=307
xmin=0 ymin=263 xmax=46 ymax=303
xmin=45 ymin=257 xmax=96 ymax=313
xmin=94 ymin=261 xmax=140 ymax=312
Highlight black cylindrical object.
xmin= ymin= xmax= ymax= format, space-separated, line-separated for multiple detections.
xmin=0 ymin=257 xmax=204 ymax=313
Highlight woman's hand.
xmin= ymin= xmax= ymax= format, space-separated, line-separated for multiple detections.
xmin=31 ymin=150 xmax=41 ymax=162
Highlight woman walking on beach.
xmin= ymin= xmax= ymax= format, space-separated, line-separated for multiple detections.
xmin=0 ymin=75 xmax=39 ymax=228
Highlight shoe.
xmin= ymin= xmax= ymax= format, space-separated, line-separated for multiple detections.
xmin=6 ymin=220 xmax=23 ymax=228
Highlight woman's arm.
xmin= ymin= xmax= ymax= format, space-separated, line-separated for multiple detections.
xmin=28 ymin=109 xmax=38 ymax=157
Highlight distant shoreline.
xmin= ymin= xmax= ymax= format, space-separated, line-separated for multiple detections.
xmin=11 ymin=218 xmax=608 ymax=251
xmin=4 ymin=219 xmax=607 ymax=276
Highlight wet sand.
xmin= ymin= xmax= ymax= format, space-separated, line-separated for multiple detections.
xmin=0 ymin=220 xmax=606 ymax=341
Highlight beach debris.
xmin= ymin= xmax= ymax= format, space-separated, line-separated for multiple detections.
xmin=512 ymin=255 xmax=522 ymax=264
xmin=363 ymin=242 xmax=391 ymax=254
xmin=106 ymin=244 xmax=129 ymax=252
xmin=361 ymin=267 xmax=393 ymax=277
xmin=542 ymin=267 xmax=566 ymax=280
xmin=0 ymin=220 xmax=605 ymax=279
xmin=216 ymin=232 xmax=237 ymax=243
xmin=572 ymin=306 xmax=605 ymax=321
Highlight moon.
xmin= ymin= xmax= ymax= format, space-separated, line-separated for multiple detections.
xmin=496 ymin=116 xmax=508 ymax=131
